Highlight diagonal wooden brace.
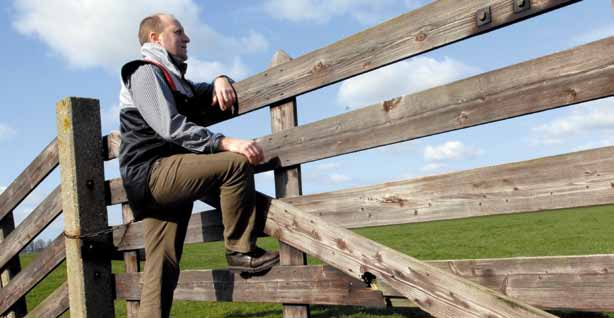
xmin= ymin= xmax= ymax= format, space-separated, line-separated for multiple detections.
xmin=259 ymin=193 xmax=558 ymax=318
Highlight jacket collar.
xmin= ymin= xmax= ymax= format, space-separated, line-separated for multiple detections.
xmin=140 ymin=43 xmax=188 ymax=77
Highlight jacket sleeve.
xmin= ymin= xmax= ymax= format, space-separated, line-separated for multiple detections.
xmin=191 ymin=75 xmax=235 ymax=106
xmin=127 ymin=64 xmax=224 ymax=153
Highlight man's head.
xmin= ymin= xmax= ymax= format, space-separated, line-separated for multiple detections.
xmin=138 ymin=13 xmax=190 ymax=62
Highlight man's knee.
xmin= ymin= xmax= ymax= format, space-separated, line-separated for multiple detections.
xmin=226 ymin=152 xmax=252 ymax=175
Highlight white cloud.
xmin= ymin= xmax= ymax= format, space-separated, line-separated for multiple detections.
xmin=0 ymin=186 xmax=6 ymax=194
xmin=424 ymin=141 xmax=482 ymax=162
xmin=421 ymin=162 xmax=446 ymax=172
xmin=329 ymin=173 xmax=351 ymax=183
xmin=11 ymin=0 xmax=268 ymax=74
xmin=337 ymin=56 xmax=478 ymax=109
xmin=305 ymin=161 xmax=352 ymax=186
xmin=187 ymin=57 xmax=250 ymax=83
xmin=0 ymin=124 xmax=16 ymax=141
xmin=572 ymin=25 xmax=614 ymax=45
xmin=531 ymin=99 xmax=614 ymax=145
xmin=264 ymin=0 xmax=426 ymax=25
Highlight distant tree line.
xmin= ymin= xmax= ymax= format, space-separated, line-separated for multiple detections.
xmin=22 ymin=238 xmax=52 ymax=253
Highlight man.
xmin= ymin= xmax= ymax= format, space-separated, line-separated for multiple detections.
xmin=118 ymin=13 xmax=279 ymax=318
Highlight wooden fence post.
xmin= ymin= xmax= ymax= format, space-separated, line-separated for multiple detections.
xmin=122 ymin=204 xmax=140 ymax=318
xmin=269 ymin=50 xmax=310 ymax=318
xmin=0 ymin=212 xmax=28 ymax=318
xmin=56 ymin=97 xmax=115 ymax=318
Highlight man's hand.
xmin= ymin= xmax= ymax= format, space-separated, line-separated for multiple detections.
xmin=218 ymin=137 xmax=264 ymax=165
xmin=211 ymin=77 xmax=236 ymax=112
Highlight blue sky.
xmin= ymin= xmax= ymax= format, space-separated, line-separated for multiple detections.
xmin=1 ymin=0 xmax=613 ymax=241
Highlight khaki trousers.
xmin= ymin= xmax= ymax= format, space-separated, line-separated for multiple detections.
xmin=138 ymin=152 xmax=260 ymax=318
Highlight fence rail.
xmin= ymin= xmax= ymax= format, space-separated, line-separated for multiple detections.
xmin=112 ymin=254 xmax=614 ymax=311
xmin=110 ymin=144 xmax=614 ymax=251
xmin=229 ymin=0 xmax=580 ymax=116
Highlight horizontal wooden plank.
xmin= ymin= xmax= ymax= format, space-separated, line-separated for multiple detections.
xmin=285 ymin=145 xmax=614 ymax=228
xmin=115 ymin=265 xmax=386 ymax=307
xmin=106 ymin=38 xmax=614 ymax=170
xmin=24 ymin=282 xmax=69 ymax=318
xmin=262 ymin=195 xmax=555 ymax=318
xmin=256 ymin=37 xmax=614 ymax=169
xmin=103 ymin=131 xmax=120 ymax=161
xmin=0 ymin=138 xmax=58 ymax=222
xmin=113 ymin=208 xmax=224 ymax=251
xmin=114 ymin=255 xmax=614 ymax=312
xmin=383 ymin=254 xmax=614 ymax=312
xmin=0 ymin=234 xmax=65 ymax=315
xmin=230 ymin=0 xmax=579 ymax=117
xmin=113 ymin=146 xmax=614 ymax=250
xmin=0 ymin=187 xmax=62 ymax=269
xmin=105 ymin=178 xmax=126 ymax=205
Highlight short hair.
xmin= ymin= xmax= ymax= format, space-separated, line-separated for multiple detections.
xmin=138 ymin=14 xmax=167 ymax=46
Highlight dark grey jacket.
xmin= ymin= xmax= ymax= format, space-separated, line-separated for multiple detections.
xmin=118 ymin=43 xmax=225 ymax=219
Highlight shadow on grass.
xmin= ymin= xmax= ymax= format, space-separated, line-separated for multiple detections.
xmin=223 ymin=306 xmax=430 ymax=318
xmin=222 ymin=307 xmax=611 ymax=318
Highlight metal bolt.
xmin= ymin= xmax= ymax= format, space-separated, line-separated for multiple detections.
xmin=94 ymin=271 xmax=101 ymax=279
xmin=86 ymin=179 xmax=94 ymax=189
xmin=479 ymin=10 xmax=488 ymax=21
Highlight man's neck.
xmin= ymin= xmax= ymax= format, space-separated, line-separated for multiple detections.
xmin=168 ymin=54 xmax=188 ymax=76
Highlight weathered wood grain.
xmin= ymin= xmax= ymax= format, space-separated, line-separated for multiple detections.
xmin=104 ymin=38 xmax=614 ymax=177
xmin=105 ymin=178 xmax=126 ymax=206
xmin=56 ymin=97 xmax=114 ymax=318
xmin=0 ymin=235 xmax=65 ymax=316
xmin=0 ymin=138 xmax=58 ymax=222
xmin=383 ymin=254 xmax=614 ymax=312
xmin=23 ymin=282 xmax=69 ymax=318
xmin=262 ymin=195 xmax=556 ymax=318
xmin=112 ymin=145 xmax=614 ymax=250
xmin=270 ymin=50 xmax=311 ymax=318
xmin=256 ymin=37 xmax=614 ymax=169
xmin=114 ymin=255 xmax=614 ymax=311
xmin=0 ymin=212 xmax=28 ymax=318
xmin=0 ymin=187 xmax=61 ymax=270
xmin=284 ymin=145 xmax=614 ymax=228
xmin=115 ymin=265 xmax=385 ymax=307
xmin=121 ymin=204 xmax=140 ymax=318
xmin=113 ymin=208 xmax=224 ymax=251
xmin=227 ymin=0 xmax=580 ymax=117
xmin=103 ymin=131 xmax=121 ymax=161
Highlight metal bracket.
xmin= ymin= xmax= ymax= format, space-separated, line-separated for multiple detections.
xmin=476 ymin=6 xmax=492 ymax=27
xmin=513 ymin=0 xmax=531 ymax=13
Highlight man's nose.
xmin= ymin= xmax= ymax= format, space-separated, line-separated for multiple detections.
xmin=184 ymin=34 xmax=190 ymax=43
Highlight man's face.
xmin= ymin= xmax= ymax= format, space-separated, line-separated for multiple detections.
xmin=157 ymin=16 xmax=190 ymax=62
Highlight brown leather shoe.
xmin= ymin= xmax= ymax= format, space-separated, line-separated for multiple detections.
xmin=226 ymin=247 xmax=280 ymax=273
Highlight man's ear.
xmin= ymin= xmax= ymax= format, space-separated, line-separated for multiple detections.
xmin=148 ymin=31 xmax=159 ymax=43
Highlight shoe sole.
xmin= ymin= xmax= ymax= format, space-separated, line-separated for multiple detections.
xmin=228 ymin=257 xmax=280 ymax=274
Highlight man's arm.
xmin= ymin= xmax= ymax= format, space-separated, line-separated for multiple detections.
xmin=192 ymin=75 xmax=236 ymax=111
xmin=129 ymin=65 xmax=224 ymax=153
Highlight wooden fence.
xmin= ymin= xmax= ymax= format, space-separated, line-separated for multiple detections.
xmin=2 ymin=0 xmax=614 ymax=317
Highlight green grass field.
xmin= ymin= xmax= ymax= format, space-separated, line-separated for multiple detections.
xmin=17 ymin=204 xmax=614 ymax=318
